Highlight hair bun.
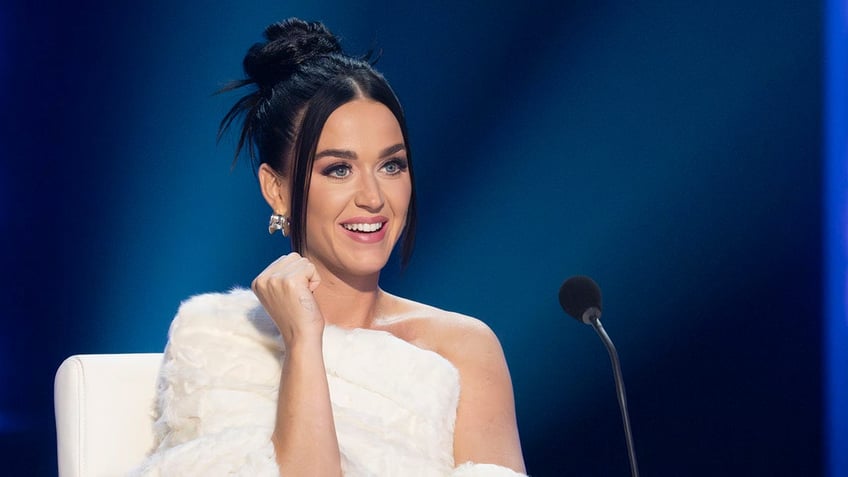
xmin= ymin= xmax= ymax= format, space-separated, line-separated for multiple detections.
xmin=243 ymin=18 xmax=342 ymax=89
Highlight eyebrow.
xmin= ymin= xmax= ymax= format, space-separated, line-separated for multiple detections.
xmin=314 ymin=143 xmax=406 ymax=161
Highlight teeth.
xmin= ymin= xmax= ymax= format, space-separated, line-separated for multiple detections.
xmin=343 ymin=222 xmax=384 ymax=233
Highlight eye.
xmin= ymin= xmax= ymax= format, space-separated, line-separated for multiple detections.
xmin=321 ymin=163 xmax=352 ymax=179
xmin=382 ymin=158 xmax=408 ymax=176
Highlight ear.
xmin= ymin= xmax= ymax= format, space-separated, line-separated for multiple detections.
xmin=258 ymin=163 xmax=290 ymax=215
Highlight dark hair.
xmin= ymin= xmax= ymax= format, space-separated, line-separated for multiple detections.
xmin=218 ymin=18 xmax=416 ymax=266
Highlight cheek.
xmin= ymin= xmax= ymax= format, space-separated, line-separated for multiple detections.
xmin=303 ymin=196 xmax=339 ymax=253
xmin=389 ymin=179 xmax=412 ymax=212
xmin=306 ymin=185 xmax=346 ymax=221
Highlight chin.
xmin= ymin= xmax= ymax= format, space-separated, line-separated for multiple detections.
xmin=340 ymin=251 xmax=393 ymax=276
xmin=348 ymin=258 xmax=390 ymax=276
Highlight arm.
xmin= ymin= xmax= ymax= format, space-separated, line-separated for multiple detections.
xmin=252 ymin=253 xmax=342 ymax=477
xmin=272 ymin=338 xmax=341 ymax=476
xmin=445 ymin=319 xmax=526 ymax=474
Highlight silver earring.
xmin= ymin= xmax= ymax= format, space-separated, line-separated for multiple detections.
xmin=268 ymin=214 xmax=290 ymax=237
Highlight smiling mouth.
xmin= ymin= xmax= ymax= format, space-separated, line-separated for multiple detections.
xmin=342 ymin=222 xmax=386 ymax=233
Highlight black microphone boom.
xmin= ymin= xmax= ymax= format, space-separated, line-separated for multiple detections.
xmin=559 ymin=276 xmax=640 ymax=477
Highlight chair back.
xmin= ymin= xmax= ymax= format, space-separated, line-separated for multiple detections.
xmin=54 ymin=353 xmax=162 ymax=477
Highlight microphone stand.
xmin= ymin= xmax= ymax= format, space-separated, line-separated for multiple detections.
xmin=591 ymin=318 xmax=640 ymax=477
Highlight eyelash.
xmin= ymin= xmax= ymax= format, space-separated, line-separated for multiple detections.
xmin=319 ymin=158 xmax=408 ymax=179
xmin=321 ymin=163 xmax=351 ymax=178
xmin=382 ymin=158 xmax=408 ymax=175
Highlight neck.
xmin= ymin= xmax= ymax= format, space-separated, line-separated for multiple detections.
xmin=311 ymin=264 xmax=384 ymax=329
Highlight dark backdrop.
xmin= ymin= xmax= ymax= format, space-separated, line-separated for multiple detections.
xmin=1 ymin=1 xmax=825 ymax=475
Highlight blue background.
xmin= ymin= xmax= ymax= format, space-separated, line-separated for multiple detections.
xmin=1 ymin=0 xmax=842 ymax=476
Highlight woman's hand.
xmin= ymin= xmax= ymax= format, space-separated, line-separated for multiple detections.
xmin=254 ymin=253 xmax=342 ymax=475
xmin=252 ymin=252 xmax=324 ymax=345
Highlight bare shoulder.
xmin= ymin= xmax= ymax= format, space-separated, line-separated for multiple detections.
xmin=376 ymin=293 xmax=525 ymax=471
xmin=375 ymin=293 xmax=504 ymax=366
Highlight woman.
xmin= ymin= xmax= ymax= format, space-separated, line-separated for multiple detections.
xmin=132 ymin=18 xmax=526 ymax=477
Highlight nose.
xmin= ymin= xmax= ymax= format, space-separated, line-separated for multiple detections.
xmin=354 ymin=173 xmax=384 ymax=211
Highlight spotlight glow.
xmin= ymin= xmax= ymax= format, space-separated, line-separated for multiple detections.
xmin=825 ymin=0 xmax=848 ymax=475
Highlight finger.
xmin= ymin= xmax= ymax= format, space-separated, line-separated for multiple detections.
xmin=290 ymin=258 xmax=321 ymax=291
xmin=272 ymin=252 xmax=302 ymax=269
xmin=307 ymin=267 xmax=321 ymax=292
xmin=264 ymin=258 xmax=315 ymax=293
xmin=257 ymin=253 xmax=298 ymax=278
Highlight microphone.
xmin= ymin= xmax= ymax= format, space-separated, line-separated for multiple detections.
xmin=559 ymin=276 xmax=640 ymax=477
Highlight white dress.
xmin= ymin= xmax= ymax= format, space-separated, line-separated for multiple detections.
xmin=130 ymin=289 xmax=526 ymax=477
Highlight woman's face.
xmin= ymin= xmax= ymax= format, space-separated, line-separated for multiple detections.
xmin=303 ymin=98 xmax=411 ymax=279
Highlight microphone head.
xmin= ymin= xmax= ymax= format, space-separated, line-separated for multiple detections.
xmin=559 ymin=275 xmax=603 ymax=324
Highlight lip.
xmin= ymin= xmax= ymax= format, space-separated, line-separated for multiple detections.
xmin=339 ymin=216 xmax=389 ymax=244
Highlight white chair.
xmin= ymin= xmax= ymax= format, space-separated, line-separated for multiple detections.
xmin=54 ymin=353 xmax=163 ymax=477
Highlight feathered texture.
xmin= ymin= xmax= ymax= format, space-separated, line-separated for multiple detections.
xmin=129 ymin=289 xmax=281 ymax=477
xmin=129 ymin=289 xmax=528 ymax=476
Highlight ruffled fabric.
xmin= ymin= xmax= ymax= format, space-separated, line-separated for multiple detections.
xmin=128 ymin=428 xmax=277 ymax=476
xmin=129 ymin=289 xmax=281 ymax=477
xmin=129 ymin=289 xmax=527 ymax=477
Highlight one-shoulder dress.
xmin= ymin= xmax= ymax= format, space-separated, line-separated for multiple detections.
xmin=130 ymin=289 xmax=526 ymax=477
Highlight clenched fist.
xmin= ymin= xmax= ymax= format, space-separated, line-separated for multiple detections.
xmin=252 ymin=253 xmax=324 ymax=345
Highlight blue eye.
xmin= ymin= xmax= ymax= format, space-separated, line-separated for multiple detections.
xmin=322 ymin=163 xmax=351 ymax=178
xmin=383 ymin=159 xmax=408 ymax=175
